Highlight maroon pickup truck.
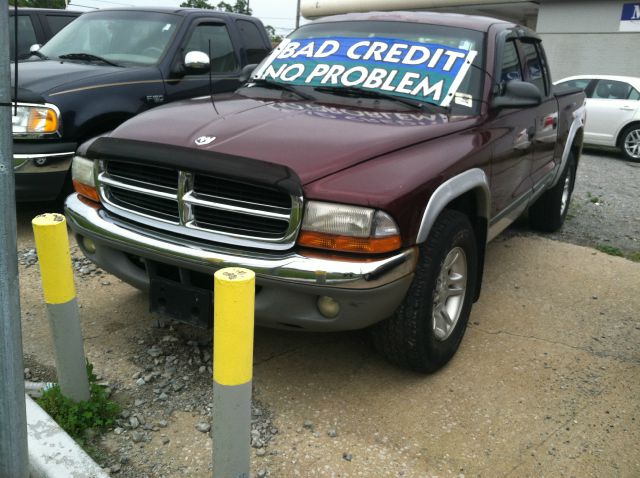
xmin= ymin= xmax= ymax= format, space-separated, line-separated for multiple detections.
xmin=65 ymin=12 xmax=586 ymax=372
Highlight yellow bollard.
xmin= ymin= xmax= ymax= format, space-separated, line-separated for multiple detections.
xmin=32 ymin=213 xmax=90 ymax=402
xmin=212 ymin=267 xmax=255 ymax=478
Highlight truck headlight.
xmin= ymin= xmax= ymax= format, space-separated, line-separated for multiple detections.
xmin=71 ymin=156 xmax=100 ymax=203
xmin=297 ymin=201 xmax=401 ymax=253
xmin=11 ymin=103 xmax=61 ymax=136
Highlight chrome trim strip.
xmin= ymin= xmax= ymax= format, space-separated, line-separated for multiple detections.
xmin=416 ymin=168 xmax=491 ymax=244
xmin=99 ymin=173 xmax=177 ymax=200
xmin=13 ymin=155 xmax=73 ymax=173
xmin=65 ymin=194 xmax=417 ymax=289
xmin=551 ymin=103 xmax=585 ymax=187
xmin=531 ymin=169 xmax=555 ymax=199
xmin=178 ymin=171 xmax=193 ymax=225
xmin=487 ymin=190 xmax=531 ymax=242
xmin=14 ymin=151 xmax=74 ymax=160
xmin=184 ymin=191 xmax=290 ymax=220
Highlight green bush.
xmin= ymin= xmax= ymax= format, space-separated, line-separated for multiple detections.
xmin=37 ymin=362 xmax=120 ymax=444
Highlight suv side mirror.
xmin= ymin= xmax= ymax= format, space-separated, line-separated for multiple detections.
xmin=238 ymin=63 xmax=257 ymax=83
xmin=184 ymin=50 xmax=210 ymax=72
xmin=491 ymin=80 xmax=542 ymax=109
xmin=30 ymin=44 xmax=42 ymax=53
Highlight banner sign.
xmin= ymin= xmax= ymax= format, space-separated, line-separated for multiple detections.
xmin=252 ymin=37 xmax=477 ymax=107
xmin=620 ymin=3 xmax=640 ymax=31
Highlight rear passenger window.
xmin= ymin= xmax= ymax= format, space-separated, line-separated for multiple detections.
xmin=9 ymin=15 xmax=37 ymax=60
xmin=521 ymin=42 xmax=547 ymax=96
xmin=236 ymin=20 xmax=269 ymax=64
xmin=184 ymin=23 xmax=238 ymax=73
xmin=630 ymin=88 xmax=640 ymax=100
xmin=500 ymin=40 xmax=522 ymax=85
xmin=592 ymin=79 xmax=634 ymax=100
xmin=561 ymin=79 xmax=590 ymax=89
xmin=46 ymin=15 xmax=77 ymax=35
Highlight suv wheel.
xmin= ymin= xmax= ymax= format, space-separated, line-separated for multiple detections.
xmin=371 ymin=209 xmax=477 ymax=373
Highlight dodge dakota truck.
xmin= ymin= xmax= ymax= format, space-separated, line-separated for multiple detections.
xmin=66 ymin=12 xmax=586 ymax=372
xmin=11 ymin=7 xmax=271 ymax=201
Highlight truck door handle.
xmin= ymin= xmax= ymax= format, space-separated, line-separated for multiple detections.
xmin=620 ymin=106 xmax=634 ymax=111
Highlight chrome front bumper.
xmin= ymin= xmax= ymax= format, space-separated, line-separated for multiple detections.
xmin=65 ymin=194 xmax=417 ymax=330
xmin=13 ymin=152 xmax=74 ymax=173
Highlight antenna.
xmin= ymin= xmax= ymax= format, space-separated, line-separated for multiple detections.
xmin=208 ymin=39 xmax=218 ymax=115
xmin=13 ymin=1 xmax=18 ymax=115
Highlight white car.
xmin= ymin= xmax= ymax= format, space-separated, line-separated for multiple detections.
xmin=554 ymin=75 xmax=640 ymax=161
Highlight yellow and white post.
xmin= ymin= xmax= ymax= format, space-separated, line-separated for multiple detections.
xmin=212 ymin=267 xmax=255 ymax=478
xmin=32 ymin=213 xmax=90 ymax=402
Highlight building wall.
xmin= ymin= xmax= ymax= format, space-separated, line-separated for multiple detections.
xmin=537 ymin=0 xmax=640 ymax=79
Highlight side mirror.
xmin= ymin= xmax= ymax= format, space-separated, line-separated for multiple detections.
xmin=238 ymin=63 xmax=257 ymax=83
xmin=29 ymin=44 xmax=42 ymax=53
xmin=491 ymin=80 xmax=542 ymax=109
xmin=184 ymin=50 xmax=210 ymax=72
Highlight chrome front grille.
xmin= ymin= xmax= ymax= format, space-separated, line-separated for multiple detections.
xmin=98 ymin=160 xmax=302 ymax=250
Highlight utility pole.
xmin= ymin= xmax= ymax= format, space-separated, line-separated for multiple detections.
xmin=295 ymin=0 xmax=301 ymax=29
xmin=0 ymin=0 xmax=29 ymax=477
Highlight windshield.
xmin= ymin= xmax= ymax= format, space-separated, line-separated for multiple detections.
xmin=251 ymin=21 xmax=485 ymax=113
xmin=39 ymin=11 xmax=180 ymax=67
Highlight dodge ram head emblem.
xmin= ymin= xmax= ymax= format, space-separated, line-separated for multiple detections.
xmin=195 ymin=136 xmax=216 ymax=146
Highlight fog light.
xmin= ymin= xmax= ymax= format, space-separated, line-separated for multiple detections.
xmin=82 ymin=236 xmax=96 ymax=254
xmin=317 ymin=296 xmax=340 ymax=318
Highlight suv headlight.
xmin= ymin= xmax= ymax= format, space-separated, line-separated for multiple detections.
xmin=71 ymin=156 xmax=100 ymax=203
xmin=297 ymin=201 xmax=401 ymax=254
xmin=11 ymin=103 xmax=60 ymax=136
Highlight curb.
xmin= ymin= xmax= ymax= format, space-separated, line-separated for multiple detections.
xmin=25 ymin=394 xmax=109 ymax=478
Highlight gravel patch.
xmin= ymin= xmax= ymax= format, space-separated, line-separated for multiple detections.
xmin=94 ymin=322 xmax=278 ymax=477
xmin=505 ymin=149 xmax=640 ymax=259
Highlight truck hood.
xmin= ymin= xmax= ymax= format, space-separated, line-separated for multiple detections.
xmin=11 ymin=60 xmax=128 ymax=98
xmin=110 ymin=94 xmax=480 ymax=185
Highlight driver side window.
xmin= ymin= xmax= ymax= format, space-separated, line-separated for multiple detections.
xmin=184 ymin=23 xmax=238 ymax=73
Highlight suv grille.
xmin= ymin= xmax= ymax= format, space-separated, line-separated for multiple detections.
xmin=98 ymin=160 xmax=302 ymax=250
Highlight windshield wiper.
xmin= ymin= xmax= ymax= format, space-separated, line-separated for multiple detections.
xmin=58 ymin=53 xmax=120 ymax=67
xmin=314 ymin=85 xmax=448 ymax=112
xmin=249 ymin=78 xmax=315 ymax=101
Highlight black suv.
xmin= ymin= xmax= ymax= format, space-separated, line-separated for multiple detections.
xmin=11 ymin=7 xmax=271 ymax=201
xmin=9 ymin=7 xmax=81 ymax=60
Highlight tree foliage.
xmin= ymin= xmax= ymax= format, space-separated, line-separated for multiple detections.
xmin=180 ymin=0 xmax=214 ymax=8
xmin=265 ymin=25 xmax=283 ymax=44
xmin=9 ymin=0 xmax=65 ymax=8
xmin=180 ymin=0 xmax=252 ymax=15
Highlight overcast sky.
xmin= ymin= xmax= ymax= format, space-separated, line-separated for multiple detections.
xmin=67 ymin=0 xmax=307 ymax=36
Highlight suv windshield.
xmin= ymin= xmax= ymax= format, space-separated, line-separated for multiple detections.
xmin=39 ymin=11 xmax=180 ymax=67
xmin=251 ymin=21 xmax=485 ymax=114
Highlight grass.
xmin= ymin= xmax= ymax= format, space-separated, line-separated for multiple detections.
xmin=595 ymin=244 xmax=624 ymax=257
xmin=37 ymin=362 xmax=120 ymax=446
xmin=586 ymin=192 xmax=602 ymax=204
xmin=629 ymin=251 xmax=640 ymax=263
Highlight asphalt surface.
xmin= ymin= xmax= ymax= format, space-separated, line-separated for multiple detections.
xmin=13 ymin=149 xmax=640 ymax=477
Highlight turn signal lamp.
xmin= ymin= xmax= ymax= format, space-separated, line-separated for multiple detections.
xmin=71 ymin=156 xmax=100 ymax=203
xmin=27 ymin=108 xmax=58 ymax=133
xmin=297 ymin=201 xmax=401 ymax=254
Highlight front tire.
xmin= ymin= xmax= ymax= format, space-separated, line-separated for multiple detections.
xmin=529 ymin=153 xmax=577 ymax=232
xmin=620 ymin=124 xmax=640 ymax=162
xmin=371 ymin=209 xmax=478 ymax=373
